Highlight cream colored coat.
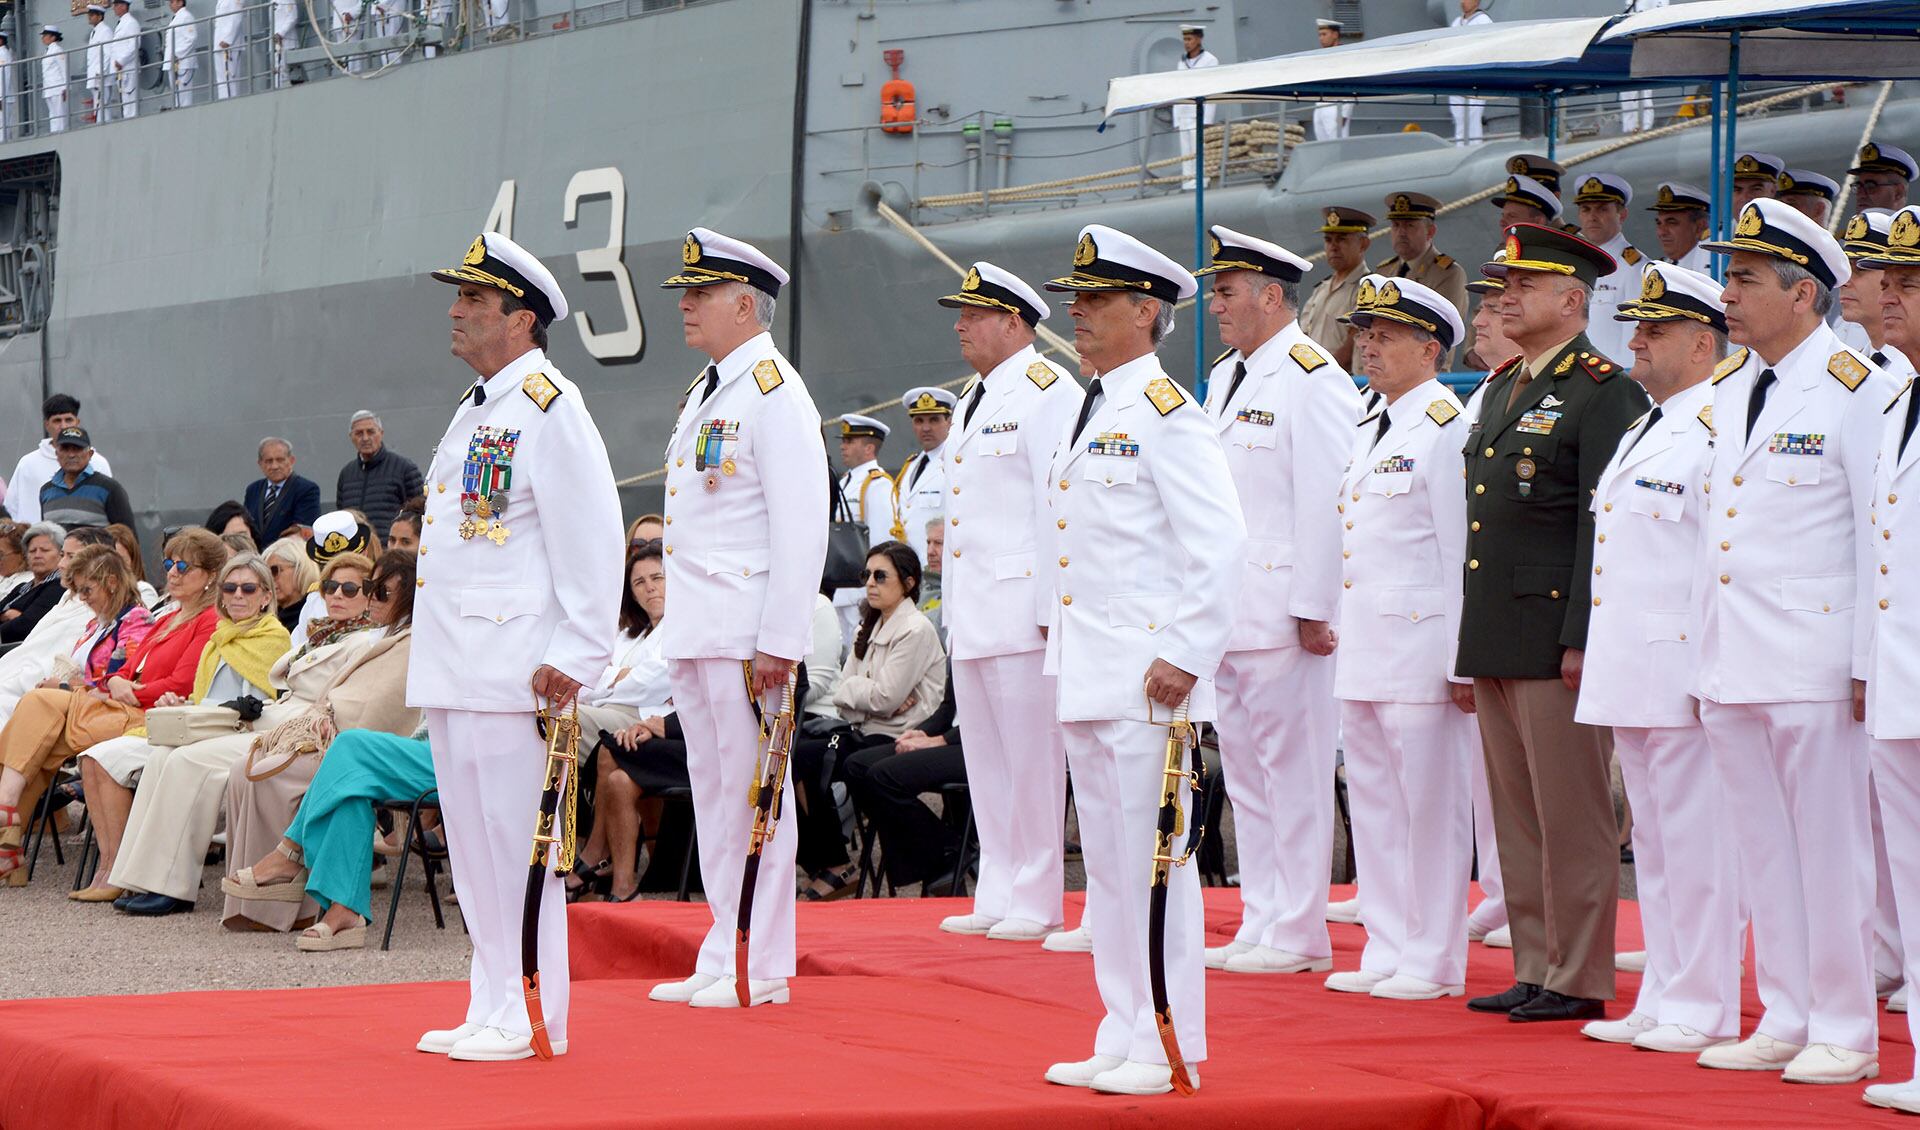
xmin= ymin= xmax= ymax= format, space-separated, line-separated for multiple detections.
xmin=831 ymin=601 xmax=946 ymax=737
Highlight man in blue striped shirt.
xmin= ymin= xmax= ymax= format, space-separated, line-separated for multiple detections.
xmin=38 ymin=428 xmax=135 ymax=531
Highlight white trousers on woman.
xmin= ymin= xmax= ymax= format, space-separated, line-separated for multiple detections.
xmin=109 ymin=735 xmax=250 ymax=900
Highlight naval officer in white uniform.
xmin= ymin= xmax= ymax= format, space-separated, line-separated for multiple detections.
xmin=1322 ymin=275 xmax=1477 ymax=1002
xmin=1650 ymin=183 xmax=1714 ymax=276
xmin=1038 ymin=225 xmax=1246 ymax=1096
xmin=932 ymin=261 xmax=1080 ymax=941
xmin=652 ymin=227 xmax=829 ymax=1008
xmin=1576 ymin=262 xmax=1742 ymax=1053
xmin=410 ymin=232 xmax=624 ymax=1061
xmin=1573 ymin=173 xmax=1645 ymax=364
xmin=109 ymin=0 xmax=140 ymax=118
xmin=891 ymin=386 xmax=953 ymax=566
xmin=1693 ymin=199 xmax=1896 ymax=1084
xmin=38 ymin=27 xmax=67 ymax=134
xmin=1193 ymin=226 xmax=1359 ymax=976
xmin=831 ymin=415 xmax=897 ymax=650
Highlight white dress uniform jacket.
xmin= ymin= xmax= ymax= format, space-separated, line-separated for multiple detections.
xmin=1696 ymin=326 xmax=1895 ymax=704
xmin=212 ymin=0 xmax=243 ymax=98
xmin=1204 ymin=320 xmax=1361 ymax=651
xmin=660 ymin=331 xmax=830 ymax=664
xmin=1586 ymin=233 xmax=1641 ymax=363
xmin=1868 ymin=377 xmax=1920 ymax=739
xmin=86 ymin=21 xmax=111 ymax=102
xmin=1042 ymin=354 xmax=1247 ymax=722
xmin=110 ymin=13 xmax=141 ymax=115
xmin=165 ymin=5 xmax=197 ymax=101
xmin=1669 ymin=244 xmax=1713 ymax=276
xmin=945 ymin=345 xmax=1081 ymax=660
xmin=1333 ymin=379 xmax=1469 ymax=703
xmin=39 ymin=44 xmax=68 ymax=133
xmin=0 ymin=45 xmax=15 ymax=140
xmin=892 ymin=439 xmax=947 ymax=565
xmin=407 ymin=347 xmax=625 ymax=709
xmin=1578 ymin=380 xmax=1716 ymax=727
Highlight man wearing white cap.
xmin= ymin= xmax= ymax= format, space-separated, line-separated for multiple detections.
xmin=832 ymin=414 xmax=896 ymax=647
xmin=1311 ymin=18 xmax=1352 ymax=141
xmin=110 ymin=0 xmax=141 ymax=119
xmin=38 ymin=27 xmax=68 ymax=134
xmin=409 ymin=231 xmax=623 ymax=1060
xmin=1322 ymin=275 xmax=1476 ymax=1002
xmin=891 ymin=386 xmax=953 ymax=566
xmin=1840 ymin=211 xmax=1916 ymax=384
xmin=1575 ymin=262 xmax=1742 ymax=1054
xmin=934 ymin=261 xmax=1081 ymax=942
xmin=1038 ymin=225 xmax=1245 ymax=1095
xmin=1649 ymin=182 xmax=1713 ymax=275
xmin=1851 ymin=141 xmax=1915 ymax=212
xmin=164 ymin=0 xmax=197 ymax=107
xmin=1193 ymin=226 xmax=1358 ymax=977
xmin=1777 ymin=169 xmax=1840 ymax=227
xmin=1573 ymin=174 xmax=1644 ymax=362
xmin=1732 ymin=152 xmax=1783 ymax=210
xmin=1490 ymin=174 xmax=1562 ymax=232
xmin=1692 ymin=198 xmax=1896 ymax=1083
xmin=653 ymin=227 xmax=828 ymax=1008
xmin=1170 ymin=24 xmax=1217 ymax=189
xmin=1447 ymin=0 xmax=1492 ymax=145
xmin=84 ymin=5 xmax=110 ymax=121
xmin=1862 ymin=203 xmax=1920 ymax=1115
xmin=213 ymin=0 xmax=245 ymax=98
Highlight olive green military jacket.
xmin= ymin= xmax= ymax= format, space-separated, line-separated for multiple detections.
xmin=1455 ymin=333 xmax=1649 ymax=679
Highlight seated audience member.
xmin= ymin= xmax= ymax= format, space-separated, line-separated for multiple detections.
xmin=0 ymin=529 xmax=122 ymax=719
xmin=220 ymin=552 xmax=420 ymax=941
xmin=845 ymin=665 xmax=968 ymax=892
xmin=105 ymin=524 xmax=158 ymax=608
xmin=93 ymin=554 xmax=382 ymax=911
xmin=0 ymin=532 xmax=206 ymax=884
xmin=291 ymin=512 xmax=378 ymax=649
xmin=802 ymin=586 xmax=844 ymax=728
xmin=244 ymin=437 xmax=324 ymax=545
xmin=263 ymin=537 xmax=321 ymax=634
xmin=206 ymin=501 xmax=264 ymax=550
xmin=0 ymin=523 xmax=66 ymax=645
xmin=792 ymin=541 xmax=946 ymax=900
xmin=221 ymin=532 xmax=259 ymax=558
xmin=626 ymin=513 xmax=664 ymax=546
xmin=387 ymin=499 xmax=424 ymax=554
xmin=0 ymin=523 xmax=29 ymax=595
xmin=80 ymin=553 xmax=289 ymax=913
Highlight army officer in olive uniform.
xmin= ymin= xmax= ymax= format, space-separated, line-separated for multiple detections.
xmin=1458 ymin=224 xmax=1648 ymax=1024
xmin=1375 ymin=192 xmax=1468 ymax=324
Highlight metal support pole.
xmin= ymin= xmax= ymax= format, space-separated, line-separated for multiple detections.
xmin=1545 ymin=93 xmax=1559 ymax=160
xmin=1193 ymin=96 xmax=1209 ymax=398
xmin=1708 ymin=82 xmax=1724 ymax=250
xmin=1724 ymin=31 xmax=1741 ymax=227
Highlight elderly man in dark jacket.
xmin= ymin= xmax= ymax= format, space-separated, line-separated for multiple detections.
xmin=334 ymin=411 xmax=423 ymax=535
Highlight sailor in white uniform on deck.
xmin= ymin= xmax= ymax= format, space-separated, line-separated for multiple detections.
xmin=38 ymin=27 xmax=68 ymax=134
xmin=831 ymin=414 xmax=896 ymax=649
xmin=891 ymin=386 xmax=953 ymax=567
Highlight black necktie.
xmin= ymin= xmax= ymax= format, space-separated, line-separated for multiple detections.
xmin=1396 ymin=260 xmax=1411 ymax=278
xmin=963 ymin=380 xmax=986 ymax=427
xmin=909 ymin=453 xmax=929 ymax=487
xmin=1220 ymin=361 xmax=1247 ymax=413
xmin=1873 ymin=351 xmax=1890 ymax=368
xmin=1070 ymin=377 xmax=1104 ymax=445
xmin=697 ymin=365 xmax=719 ymax=406
xmin=1745 ymin=368 xmax=1776 ymax=442
xmin=467 ymin=381 xmax=487 ymax=406
xmin=1370 ymin=408 xmax=1391 ymax=450
xmin=1623 ymin=405 xmax=1662 ymax=456
xmin=1902 ymin=386 xmax=1920 ymax=460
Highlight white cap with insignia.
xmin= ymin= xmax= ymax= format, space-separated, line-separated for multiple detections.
xmin=1614 ymin=261 xmax=1728 ymax=332
xmin=1775 ymin=169 xmax=1840 ymax=203
xmin=431 ymin=231 xmax=569 ymax=325
xmin=937 ymin=261 xmax=1051 ymax=325
xmin=838 ymin=414 xmax=891 ymax=439
xmin=662 ymin=227 xmax=791 ymax=298
xmin=901 ymin=386 xmax=957 ymax=416
xmin=1491 ymin=173 xmax=1563 ymax=220
xmin=1703 ymin=197 xmax=1851 ymax=288
xmin=1196 ymin=224 xmax=1311 ymax=283
xmin=307 ymin=510 xmax=374 ymax=565
xmin=1342 ymin=274 xmax=1466 ymax=352
xmin=1572 ymin=173 xmax=1633 ymax=206
xmin=1046 ymin=224 xmax=1197 ymax=303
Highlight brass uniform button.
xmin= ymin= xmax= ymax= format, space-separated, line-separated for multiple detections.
xmin=676 ymin=458 xmax=684 ymax=467
xmin=1727 ymin=508 xmax=1737 ymax=518
xmin=669 ymin=487 xmax=678 ymax=496
xmin=952 ymin=486 xmax=961 ymax=495
xmin=1468 ymin=559 xmax=1479 ymax=570
xmin=1597 ymin=533 xmax=1606 ymax=543
xmin=1522 ymin=447 xmax=1533 ymax=456
xmin=436 ymin=483 xmax=446 ymax=494
xmin=665 ymin=545 xmax=673 ymax=555
xmin=952 ymin=550 xmax=962 ymax=558
xmin=1719 ymin=574 xmax=1730 ymax=584
xmin=1592 ymin=597 xmax=1601 ymax=607
xmin=953 ymin=456 xmax=963 ymax=464
xmin=1059 ymin=556 xmax=1069 ymax=567
xmin=1594 ymin=566 xmax=1602 ymax=575
xmin=1721 ymin=541 xmax=1730 ymax=551
xmin=1345 ymin=520 xmax=1354 ymax=530
xmin=1059 ymin=479 xmax=1070 ymax=490
xmin=1352 ymin=492 xmax=1360 ymax=502
xmin=951 ymin=517 xmax=959 ymax=526
xmin=1343 ymin=580 xmax=1353 ymax=589
xmin=1550 ymin=590 xmax=1561 ymax=599
xmin=1061 ymin=595 xmax=1072 ymax=606
xmin=1484 ymin=447 xmax=1495 ymax=457
xmin=1470 ymin=521 xmax=1480 ymax=532
xmin=1057 ymin=518 xmax=1067 ymax=530
xmin=1474 ymin=484 xmax=1486 ymax=495
xmin=1881 ymin=598 xmax=1891 ymax=610
xmin=424 ymin=515 xmax=433 ymax=524
xmin=1732 ymin=475 xmax=1744 ymax=486
xmin=1342 ymin=550 xmax=1351 ymax=559
xmin=1337 ymin=504 xmax=1345 ymax=514
xmin=416 ymin=578 xmax=426 ymax=588
xmin=1604 ymin=503 xmax=1613 ymax=512
xmin=665 ymin=516 xmax=673 ymax=525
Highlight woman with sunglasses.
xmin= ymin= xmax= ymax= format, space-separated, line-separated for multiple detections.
xmin=221 ymin=550 xmax=422 ymax=943
xmin=93 ymin=555 xmax=385 ymax=911
xmin=0 ymin=528 xmax=226 ymax=886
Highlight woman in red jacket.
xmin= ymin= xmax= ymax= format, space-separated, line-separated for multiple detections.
xmin=0 ymin=528 xmax=225 ymax=884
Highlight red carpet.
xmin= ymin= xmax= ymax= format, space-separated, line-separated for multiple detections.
xmin=0 ymin=886 xmax=1908 ymax=1129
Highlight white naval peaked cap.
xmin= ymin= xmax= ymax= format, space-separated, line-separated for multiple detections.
xmin=1195 ymin=224 xmax=1311 ymax=283
xmin=1342 ymin=273 xmax=1465 ymax=352
xmin=86 ymin=5 xmax=106 ymax=14
xmin=901 ymin=386 xmax=957 ymax=415
xmin=1843 ymin=208 xmax=1896 ymax=261
xmin=307 ymin=510 xmax=374 ymax=564
xmin=1316 ymin=17 xmax=1343 ymax=29
xmin=937 ymin=261 xmax=1050 ymax=324
xmin=1647 ymin=181 xmax=1710 ymax=212
xmin=1046 ymin=224 xmax=1197 ymax=303
xmin=431 ymin=231 xmax=569 ymax=324
xmin=837 ymin=413 xmax=890 ymax=439
xmin=1861 ymin=205 xmax=1920 ymax=269
xmin=1571 ymin=172 xmax=1632 ymax=206
xmin=1703 ymin=197 xmax=1851 ymax=288
xmin=39 ymin=24 xmax=61 ymax=36
xmin=1852 ymin=141 xmax=1919 ymax=181
xmin=662 ymin=227 xmax=790 ymax=297
xmin=1776 ymin=168 xmax=1840 ymax=202
xmin=1490 ymin=173 xmax=1562 ymax=220
xmin=1614 ymin=261 xmax=1728 ymax=332
xmin=1732 ymin=151 xmax=1785 ymax=180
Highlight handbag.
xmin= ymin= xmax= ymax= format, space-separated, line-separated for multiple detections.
xmin=822 ymin=471 xmax=869 ymax=591
xmin=144 ymin=704 xmax=246 ymax=746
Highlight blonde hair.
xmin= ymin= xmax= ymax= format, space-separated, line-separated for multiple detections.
xmin=217 ymin=553 xmax=279 ymax=620
xmin=151 ymin=527 xmax=228 ymax=641
xmin=263 ymin=537 xmax=320 ymax=595
xmin=320 ymin=552 xmax=375 ymax=585
xmin=65 ymin=545 xmax=138 ymax=619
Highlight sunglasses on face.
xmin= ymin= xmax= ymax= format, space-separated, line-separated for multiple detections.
xmin=321 ymin=580 xmax=364 ymax=597
xmin=269 ymin=563 xmax=287 ymax=576
xmin=862 ymin=568 xmax=893 ymax=583
xmin=221 ymin=582 xmax=262 ymax=596
xmin=161 ymin=559 xmax=193 ymax=575
xmin=368 ymin=580 xmax=393 ymax=602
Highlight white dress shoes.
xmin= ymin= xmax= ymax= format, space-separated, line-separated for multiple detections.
xmin=1204 ymin=940 xmax=1254 ymax=970
xmin=1890 ymin=984 xmax=1910 ymax=1013
xmin=1782 ymin=1043 xmax=1878 ymax=1084
xmin=1370 ymin=975 xmax=1464 ymax=1001
xmin=1481 ymin=925 xmax=1512 ymax=949
xmin=1044 ymin=1054 xmax=1126 ymax=1087
xmin=1325 ymin=897 xmax=1362 ymax=925
xmin=939 ymin=913 xmax=1000 ymax=936
xmin=447 ymin=1026 xmax=566 ymax=1061
xmin=1614 ymin=950 xmax=1647 ymax=973
xmin=1876 ymin=971 xmax=1904 ymax=999
xmin=1697 ymin=1032 xmax=1804 ymax=1071
xmin=1466 ymin=915 xmax=1503 ymax=942
xmin=1581 ymin=1011 xmax=1657 ymax=1044
xmin=416 ymin=1021 xmax=484 ymax=1054
xmin=985 ymin=918 xmax=1053 ymax=941
xmin=1632 ymin=1024 xmax=1733 ymax=1053
xmin=648 ymin=972 xmax=719 ymax=1003
xmin=1223 ymin=945 xmax=1331 ymax=974
xmin=1090 ymin=1060 xmax=1198 ymax=1095
xmin=689 ymin=975 xmax=790 ymax=1008
xmin=1042 ymin=924 xmax=1093 ymax=953
xmin=1324 ymin=969 xmax=1390 ymax=994
xmin=1864 ymin=1080 xmax=1920 ymax=1113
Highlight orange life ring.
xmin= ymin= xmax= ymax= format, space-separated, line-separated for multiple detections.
xmin=880 ymin=77 xmax=915 ymax=135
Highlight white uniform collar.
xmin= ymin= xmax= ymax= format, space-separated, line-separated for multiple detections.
xmin=476 ymin=346 xmax=547 ymax=397
xmin=1756 ymin=320 xmax=1839 ymax=386
xmin=1095 ymin=351 xmax=1164 ymax=396
xmin=1380 ymin=376 xmax=1448 ymax=416
xmin=1239 ymin=319 xmax=1307 ymax=376
xmin=711 ymin=331 xmax=776 ymax=391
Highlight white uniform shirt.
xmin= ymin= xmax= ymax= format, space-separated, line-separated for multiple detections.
xmin=1869 ymin=374 xmax=1920 ymax=738
xmin=407 ymin=347 xmax=624 ymax=711
xmin=1577 ymin=379 xmax=1715 ymax=728
xmin=110 ymin=14 xmax=142 ymax=75
xmin=0 ymin=45 xmax=14 ymax=99
xmin=1203 ymin=320 xmax=1362 ymax=653
xmin=893 ymin=438 xmax=947 ymax=565
xmin=40 ymin=44 xmax=68 ymax=97
xmin=1041 ymin=354 xmax=1247 ymax=722
xmin=832 ymin=455 xmax=896 ymax=615
xmin=1669 ymin=243 xmax=1713 ymax=276
xmin=1451 ymin=10 xmax=1493 ymax=31
xmin=1696 ymin=326 xmax=1896 ymax=705
xmin=165 ymin=6 xmax=197 ymax=71
xmin=86 ymin=22 xmax=112 ymax=86
xmin=1169 ymin=49 xmax=1218 ymax=130
xmin=1333 ymin=378 xmax=1469 ymax=703
xmin=214 ymin=0 xmax=244 ymax=47
xmin=1586 ymin=232 xmax=1641 ymax=363
xmin=944 ymin=345 xmax=1080 ymax=661
xmin=659 ymin=331 xmax=830 ymax=663
xmin=5 ymin=441 xmax=112 ymax=523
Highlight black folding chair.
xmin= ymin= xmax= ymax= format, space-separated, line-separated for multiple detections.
xmin=939 ymin=782 xmax=977 ymax=898
xmin=378 ymin=788 xmax=459 ymax=951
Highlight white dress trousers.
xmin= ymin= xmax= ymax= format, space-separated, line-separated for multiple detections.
xmin=951 ymin=651 xmax=1064 ymax=927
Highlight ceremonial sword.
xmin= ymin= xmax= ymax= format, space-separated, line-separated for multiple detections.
xmin=1148 ymin=691 xmax=1208 ymax=1096
xmin=522 ymin=698 xmax=581 ymax=1060
xmin=736 ymin=664 xmax=798 ymax=1006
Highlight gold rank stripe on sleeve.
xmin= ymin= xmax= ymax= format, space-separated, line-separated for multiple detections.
xmin=1889 ymin=380 xmax=1914 ymax=415
xmin=1290 ymin=343 xmax=1329 ymax=373
xmin=753 ymin=359 xmax=784 ymax=394
xmin=1144 ymin=377 xmax=1188 ymax=416
xmin=1712 ymin=347 xmax=1749 ymax=384
xmin=1697 ymin=404 xmax=1716 ymax=436
xmin=1026 ymin=361 xmax=1060 ymax=390
xmin=1425 ymin=399 xmax=1459 ymax=426
xmin=521 ymin=372 xmax=561 ymax=411
xmin=1829 ymin=350 xmax=1869 ymax=392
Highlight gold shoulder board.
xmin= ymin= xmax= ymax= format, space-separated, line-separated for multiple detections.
xmin=1697 ymin=404 xmax=1716 ymax=436
xmin=1711 ymin=347 xmax=1748 ymax=384
xmin=753 ymin=359 xmax=784 ymax=394
xmin=521 ymin=372 xmax=561 ymax=412
xmin=1623 ymin=246 xmax=1643 ymax=265
xmin=1026 ymin=361 xmax=1059 ymax=390
xmin=860 ymin=466 xmax=893 ymax=490
xmin=1373 ymin=256 xmax=1399 ymax=271
xmin=1144 ymin=377 xmax=1188 ymax=416
xmin=1290 ymin=343 xmax=1328 ymax=373
xmin=1425 ymin=399 xmax=1459 ymax=426
xmin=1890 ymin=380 xmax=1915 ymax=415
xmin=1829 ymin=350 xmax=1868 ymax=392
xmin=1435 ymin=253 xmax=1454 ymax=269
